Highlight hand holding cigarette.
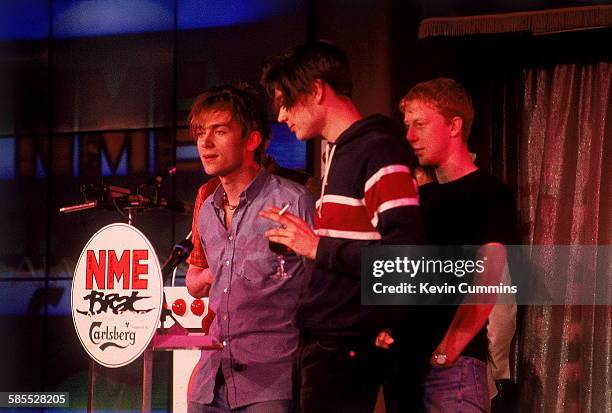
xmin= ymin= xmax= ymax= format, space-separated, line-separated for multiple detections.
xmin=277 ymin=203 xmax=291 ymax=218
xmin=259 ymin=203 xmax=319 ymax=260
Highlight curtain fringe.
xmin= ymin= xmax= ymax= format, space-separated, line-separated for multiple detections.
xmin=419 ymin=5 xmax=612 ymax=39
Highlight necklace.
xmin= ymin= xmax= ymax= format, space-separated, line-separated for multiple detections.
xmin=222 ymin=192 xmax=238 ymax=210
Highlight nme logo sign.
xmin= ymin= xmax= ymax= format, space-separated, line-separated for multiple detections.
xmin=71 ymin=223 xmax=163 ymax=368
xmin=85 ymin=250 xmax=149 ymax=290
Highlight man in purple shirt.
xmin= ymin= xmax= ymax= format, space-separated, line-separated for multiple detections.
xmin=186 ymin=85 xmax=314 ymax=413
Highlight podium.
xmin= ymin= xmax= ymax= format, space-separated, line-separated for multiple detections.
xmin=84 ymin=309 xmax=222 ymax=413
xmin=141 ymin=325 xmax=223 ymax=413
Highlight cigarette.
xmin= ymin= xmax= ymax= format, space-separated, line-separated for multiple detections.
xmin=278 ymin=203 xmax=291 ymax=216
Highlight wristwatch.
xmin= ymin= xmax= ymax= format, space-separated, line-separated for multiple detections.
xmin=433 ymin=352 xmax=448 ymax=366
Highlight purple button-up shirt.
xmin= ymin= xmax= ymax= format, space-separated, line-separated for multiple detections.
xmin=188 ymin=170 xmax=314 ymax=408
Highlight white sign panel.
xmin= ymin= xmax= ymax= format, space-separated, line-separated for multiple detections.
xmin=71 ymin=223 xmax=163 ymax=368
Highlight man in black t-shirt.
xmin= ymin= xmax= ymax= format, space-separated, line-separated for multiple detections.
xmin=399 ymin=78 xmax=516 ymax=412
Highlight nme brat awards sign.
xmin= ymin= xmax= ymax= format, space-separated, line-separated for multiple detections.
xmin=71 ymin=223 xmax=163 ymax=368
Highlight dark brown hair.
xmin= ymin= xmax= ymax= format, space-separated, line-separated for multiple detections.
xmin=260 ymin=40 xmax=353 ymax=109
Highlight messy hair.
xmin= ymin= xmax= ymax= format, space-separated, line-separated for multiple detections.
xmin=189 ymin=84 xmax=270 ymax=163
xmin=261 ymin=40 xmax=352 ymax=109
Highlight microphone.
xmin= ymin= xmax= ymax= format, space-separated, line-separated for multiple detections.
xmin=145 ymin=166 xmax=177 ymax=186
xmin=161 ymin=238 xmax=194 ymax=282
xmin=59 ymin=201 xmax=97 ymax=214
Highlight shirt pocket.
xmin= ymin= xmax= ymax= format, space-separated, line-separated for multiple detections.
xmin=236 ymin=254 xmax=277 ymax=284
xmin=232 ymin=217 xmax=279 ymax=281
xmin=232 ymin=228 xmax=279 ymax=286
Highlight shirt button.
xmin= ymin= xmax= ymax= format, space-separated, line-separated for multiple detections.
xmin=223 ymin=288 xmax=228 ymax=293
xmin=222 ymin=314 xmax=227 ymax=320
xmin=222 ymin=340 xmax=227 ymax=347
xmin=225 ymin=260 xmax=230 ymax=266
xmin=228 ymin=235 xmax=233 ymax=240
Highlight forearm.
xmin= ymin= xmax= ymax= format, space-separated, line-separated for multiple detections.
xmin=435 ymin=243 xmax=507 ymax=362
xmin=315 ymin=207 xmax=424 ymax=278
xmin=186 ymin=265 xmax=213 ymax=298
xmin=436 ymin=304 xmax=494 ymax=362
xmin=315 ymin=237 xmax=373 ymax=278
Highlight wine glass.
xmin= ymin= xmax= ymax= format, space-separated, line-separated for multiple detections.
xmin=269 ymin=203 xmax=294 ymax=279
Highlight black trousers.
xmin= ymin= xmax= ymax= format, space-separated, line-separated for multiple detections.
xmin=294 ymin=333 xmax=383 ymax=413
xmin=294 ymin=333 xmax=424 ymax=413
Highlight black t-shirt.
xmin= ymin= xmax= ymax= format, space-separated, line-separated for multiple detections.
xmin=416 ymin=169 xmax=517 ymax=362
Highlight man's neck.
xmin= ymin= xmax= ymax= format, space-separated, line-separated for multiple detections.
xmin=321 ymin=98 xmax=362 ymax=143
xmin=219 ymin=163 xmax=260 ymax=205
xmin=434 ymin=147 xmax=478 ymax=184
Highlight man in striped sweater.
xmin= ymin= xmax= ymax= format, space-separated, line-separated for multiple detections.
xmin=260 ymin=41 xmax=424 ymax=413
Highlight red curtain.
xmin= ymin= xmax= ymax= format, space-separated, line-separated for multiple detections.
xmin=504 ymin=62 xmax=612 ymax=412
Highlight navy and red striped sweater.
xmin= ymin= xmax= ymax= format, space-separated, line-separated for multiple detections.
xmin=298 ymin=114 xmax=425 ymax=334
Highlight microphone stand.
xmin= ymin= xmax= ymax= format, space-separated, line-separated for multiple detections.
xmin=158 ymin=237 xmax=194 ymax=334
xmin=59 ymin=170 xmax=195 ymax=331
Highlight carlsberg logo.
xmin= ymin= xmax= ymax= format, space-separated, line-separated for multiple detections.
xmin=88 ymin=322 xmax=137 ymax=350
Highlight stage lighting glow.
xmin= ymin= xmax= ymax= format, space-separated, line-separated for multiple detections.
xmin=53 ymin=0 xmax=174 ymax=38
xmin=177 ymin=0 xmax=295 ymax=29
xmin=0 ymin=0 xmax=299 ymax=40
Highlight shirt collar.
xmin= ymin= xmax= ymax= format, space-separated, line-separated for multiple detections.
xmin=210 ymin=168 xmax=270 ymax=210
